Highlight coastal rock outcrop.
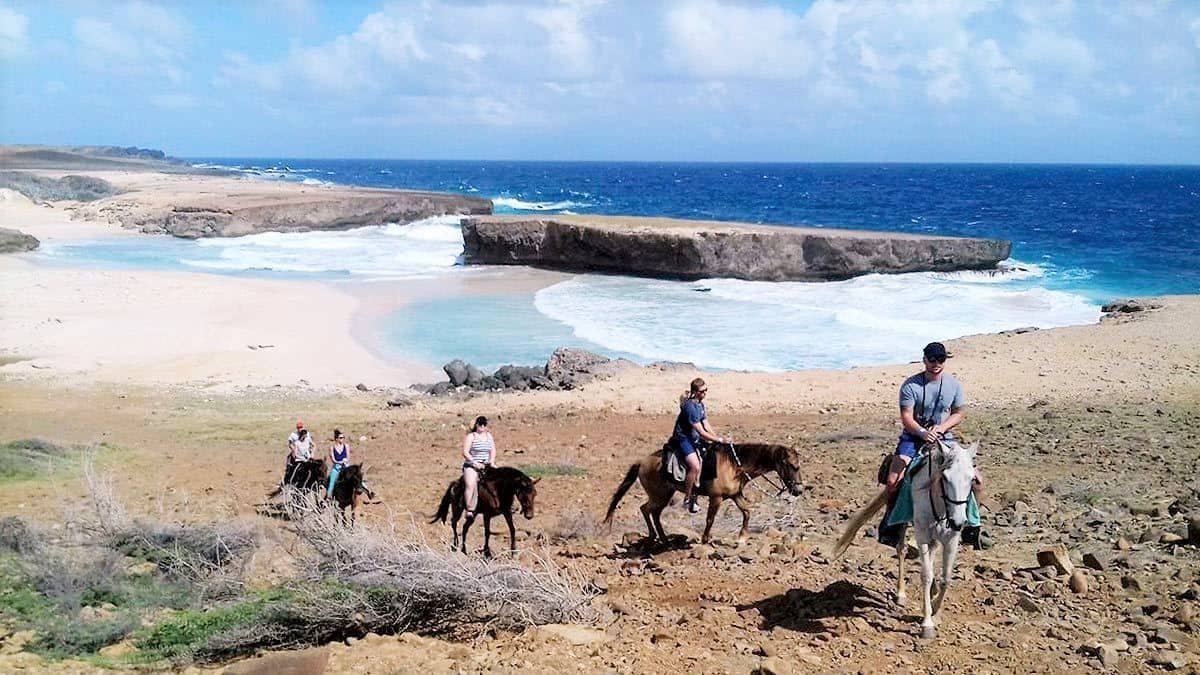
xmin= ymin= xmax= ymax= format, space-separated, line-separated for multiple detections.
xmin=462 ymin=215 xmax=1012 ymax=281
xmin=75 ymin=186 xmax=492 ymax=238
xmin=417 ymin=348 xmax=636 ymax=397
xmin=0 ymin=228 xmax=39 ymax=254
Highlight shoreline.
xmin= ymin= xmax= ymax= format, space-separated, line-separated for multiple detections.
xmin=0 ymin=163 xmax=1194 ymax=395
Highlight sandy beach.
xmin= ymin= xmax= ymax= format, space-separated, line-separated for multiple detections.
xmin=1 ymin=163 xmax=1198 ymax=674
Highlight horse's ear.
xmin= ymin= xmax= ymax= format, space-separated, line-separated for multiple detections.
xmin=966 ymin=441 xmax=979 ymax=460
xmin=531 ymin=477 xmax=541 ymax=485
xmin=362 ymin=463 xmax=371 ymax=475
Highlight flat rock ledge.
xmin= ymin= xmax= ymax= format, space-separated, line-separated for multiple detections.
xmin=462 ymin=215 xmax=1012 ymax=281
xmin=76 ymin=187 xmax=492 ymax=238
xmin=0 ymin=227 xmax=39 ymax=254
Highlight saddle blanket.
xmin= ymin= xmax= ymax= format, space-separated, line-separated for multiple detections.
xmin=886 ymin=455 xmax=981 ymax=527
xmin=661 ymin=441 xmax=719 ymax=492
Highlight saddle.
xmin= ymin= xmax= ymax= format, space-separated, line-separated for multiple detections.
xmin=661 ymin=439 xmax=720 ymax=494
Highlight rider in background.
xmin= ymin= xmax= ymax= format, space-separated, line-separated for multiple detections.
xmin=461 ymin=416 xmax=496 ymax=519
xmin=284 ymin=420 xmax=315 ymax=485
xmin=326 ymin=429 xmax=351 ymax=499
xmin=674 ymin=378 xmax=729 ymax=514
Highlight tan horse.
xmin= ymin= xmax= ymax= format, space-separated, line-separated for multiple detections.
xmin=603 ymin=443 xmax=803 ymax=544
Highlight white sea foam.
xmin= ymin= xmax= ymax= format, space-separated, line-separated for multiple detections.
xmin=533 ymin=271 xmax=1101 ymax=371
xmin=183 ymin=216 xmax=465 ymax=277
xmin=492 ymin=197 xmax=590 ymax=211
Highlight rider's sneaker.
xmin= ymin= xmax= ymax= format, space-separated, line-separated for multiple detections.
xmin=961 ymin=525 xmax=982 ymax=549
xmin=686 ymin=498 xmax=701 ymax=513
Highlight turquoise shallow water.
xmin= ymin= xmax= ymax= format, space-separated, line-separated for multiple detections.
xmin=377 ymin=293 xmax=607 ymax=372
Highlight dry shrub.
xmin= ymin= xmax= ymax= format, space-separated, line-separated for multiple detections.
xmin=288 ymin=502 xmax=595 ymax=634
xmin=83 ymin=453 xmax=259 ymax=588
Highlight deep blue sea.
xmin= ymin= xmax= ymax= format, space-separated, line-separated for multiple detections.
xmin=36 ymin=160 xmax=1200 ymax=372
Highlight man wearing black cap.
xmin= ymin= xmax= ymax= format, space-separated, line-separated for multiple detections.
xmin=879 ymin=341 xmax=970 ymax=545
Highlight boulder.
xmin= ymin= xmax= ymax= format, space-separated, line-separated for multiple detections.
xmin=1102 ymin=299 xmax=1163 ymax=314
xmin=1083 ymin=551 xmax=1110 ymax=571
xmin=1037 ymin=545 xmax=1074 ymax=576
xmin=443 ymin=360 xmax=469 ymax=387
xmin=464 ymin=364 xmax=484 ymax=388
xmin=0 ymin=227 xmax=39 ymax=254
xmin=430 ymin=382 xmax=453 ymax=397
xmin=545 ymin=347 xmax=611 ymax=389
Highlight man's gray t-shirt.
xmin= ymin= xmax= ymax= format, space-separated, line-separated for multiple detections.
xmin=899 ymin=372 xmax=965 ymax=436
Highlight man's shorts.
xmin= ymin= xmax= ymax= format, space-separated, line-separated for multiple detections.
xmin=675 ymin=435 xmax=699 ymax=459
xmin=895 ymin=432 xmax=956 ymax=459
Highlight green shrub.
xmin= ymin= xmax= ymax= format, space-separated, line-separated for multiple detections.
xmin=0 ymin=438 xmax=73 ymax=482
xmin=519 ymin=463 xmax=587 ymax=478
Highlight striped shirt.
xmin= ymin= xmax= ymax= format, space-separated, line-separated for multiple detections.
xmin=467 ymin=432 xmax=494 ymax=465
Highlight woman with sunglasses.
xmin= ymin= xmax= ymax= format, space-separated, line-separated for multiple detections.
xmin=672 ymin=377 xmax=729 ymax=514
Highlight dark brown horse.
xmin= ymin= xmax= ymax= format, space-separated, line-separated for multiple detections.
xmin=430 ymin=466 xmax=539 ymax=556
xmin=603 ymin=442 xmax=803 ymax=544
xmin=266 ymin=458 xmax=327 ymax=501
xmin=329 ymin=464 xmax=375 ymax=526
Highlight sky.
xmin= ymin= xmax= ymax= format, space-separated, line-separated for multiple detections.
xmin=0 ymin=0 xmax=1198 ymax=163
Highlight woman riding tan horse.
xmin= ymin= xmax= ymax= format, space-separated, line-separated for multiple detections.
xmin=603 ymin=442 xmax=804 ymax=545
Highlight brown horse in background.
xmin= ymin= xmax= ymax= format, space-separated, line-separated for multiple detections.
xmin=603 ymin=442 xmax=804 ymax=544
xmin=430 ymin=466 xmax=540 ymax=556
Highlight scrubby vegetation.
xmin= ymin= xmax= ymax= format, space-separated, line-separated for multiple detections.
xmin=0 ymin=455 xmax=595 ymax=667
xmin=519 ymin=463 xmax=587 ymax=478
xmin=0 ymin=439 xmax=75 ymax=483
xmin=0 ymin=171 xmax=121 ymax=202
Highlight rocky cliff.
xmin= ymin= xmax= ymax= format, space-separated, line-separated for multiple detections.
xmin=76 ymin=186 xmax=492 ymax=238
xmin=462 ymin=215 xmax=1011 ymax=281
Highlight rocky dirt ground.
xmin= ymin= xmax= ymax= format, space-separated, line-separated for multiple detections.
xmin=0 ymin=376 xmax=1197 ymax=674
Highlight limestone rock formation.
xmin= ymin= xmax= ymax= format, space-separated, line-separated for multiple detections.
xmin=76 ymin=187 xmax=492 ymax=238
xmin=462 ymin=215 xmax=1012 ymax=281
xmin=0 ymin=228 xmax=39 ymax=254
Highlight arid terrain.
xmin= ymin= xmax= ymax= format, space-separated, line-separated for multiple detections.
xmin=1 ymin=300 xmax=1198 ymax=674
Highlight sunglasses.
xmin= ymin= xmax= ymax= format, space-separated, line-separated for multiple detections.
xmin=925 ymin=356 xmax=946 ymax=364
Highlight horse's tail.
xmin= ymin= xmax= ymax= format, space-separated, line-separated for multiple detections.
xmin=602 ymin=463 xmax=641 ymax=526
xmin=830 ymin=488 xmax=889 ymax=560
xmin=430 ymin=481 xmax=456 ymax=524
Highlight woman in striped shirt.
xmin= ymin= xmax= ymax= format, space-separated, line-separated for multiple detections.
xmin=461 ymin=415 xmax=497 ymax=518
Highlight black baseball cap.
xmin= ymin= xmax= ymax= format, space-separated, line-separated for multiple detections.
xmin=923 ymin=342 xmax=948 ymax=360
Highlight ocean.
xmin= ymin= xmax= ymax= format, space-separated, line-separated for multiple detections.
xmin=36 ymin=160 xmax=1200 ymax=372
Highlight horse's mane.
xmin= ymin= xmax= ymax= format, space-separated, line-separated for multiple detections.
xmin=731 ymin=443 xmax=790 ymax=468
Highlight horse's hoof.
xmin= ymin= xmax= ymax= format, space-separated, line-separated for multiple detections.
xmin=895 ymin=593 xmax=907 ymax=608
xmin=920 ymin=625 xmax=937 ymax=640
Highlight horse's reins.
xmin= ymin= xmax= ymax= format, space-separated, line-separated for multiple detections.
xmin=923 ymin=441 xmax=969 ymax=528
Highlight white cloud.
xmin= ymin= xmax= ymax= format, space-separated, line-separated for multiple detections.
xmin=527 ymin=5 xmax=594 ymax=76
xmin=1020 ymin=29 xmax=1095 ymax=77
xmin=663 ymin=0 xmax=813 ymax=80
xmin=72 ymin=2 xmax=190 ymax=83
xmin=0 ymin=4 xmax=29 ymax=59
xmin=976 ymin=39 xmax=1031 ymax=107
